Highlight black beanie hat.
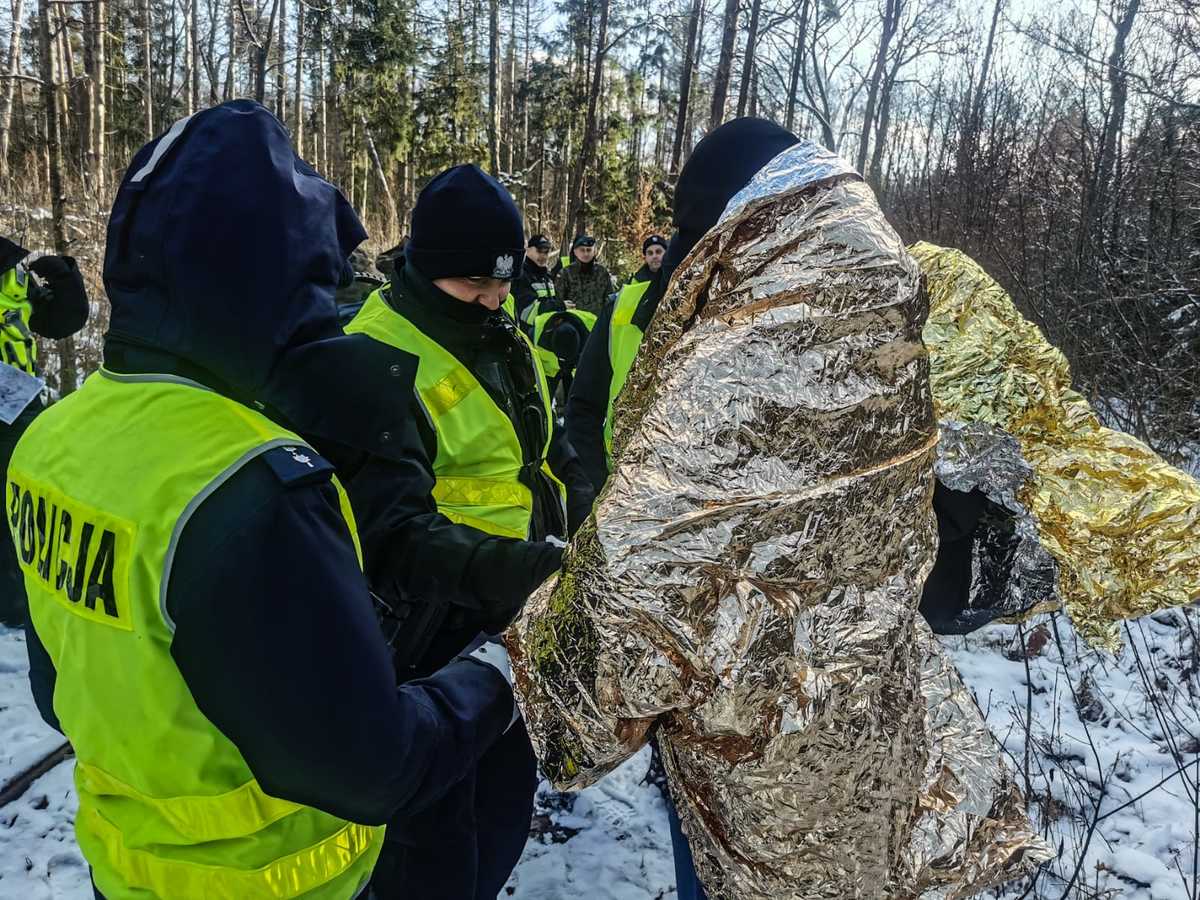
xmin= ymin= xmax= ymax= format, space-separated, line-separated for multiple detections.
xmin=407 ymin=165 xmax=525 ymax=281
xmin=0 ymin=236 xmax=28 ymax=274
xmin=664 ymin=118 xmax=800 ymax=278
xmin=642 ymin=234 xmax=667 ymax=253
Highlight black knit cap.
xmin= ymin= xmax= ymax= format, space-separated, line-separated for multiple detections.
xmin=407 ymin=164 xmax=525 ymax=281
xmin=0 ymin=236 xmax=28 ymax=273
xmin=642 ymin=234 xmax=667 ymax=253
xmin=664 ymin=118 xmax=800 ymax=277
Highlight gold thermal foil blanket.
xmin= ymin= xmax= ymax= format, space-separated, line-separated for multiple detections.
xmin=913 ymin=242 xmax=1200 ymax=648
xmin=510 ymin=147 xmax=1050 ymax=899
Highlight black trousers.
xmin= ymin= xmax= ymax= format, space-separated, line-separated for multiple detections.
xmin=368 ymin=718 xmax=538 ymax=899
xmin=0 ymin=396 xmax=43 ymax=627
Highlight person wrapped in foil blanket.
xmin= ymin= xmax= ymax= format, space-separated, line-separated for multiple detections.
xmin=509 ymin=133 xmax=1051 ymax=899
xmin=914 ymin=242 xmax=1200 ymax=649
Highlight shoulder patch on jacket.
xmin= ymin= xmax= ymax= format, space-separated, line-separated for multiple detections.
xmin=261 ymin=445 xmax=335 ymax=487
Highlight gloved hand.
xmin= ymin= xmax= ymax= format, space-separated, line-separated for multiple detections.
xmin=26 ymin=255 xmax=88 ymax=339
xmin=566 ymin=478 xmax=594 ymax=537
xmin=467 ymin=538 xmax=563 ymax=633
xmin=458 ymin=635 xmax=520 ymax=730
xmin=27 ymin=254 xmax=80 ymax=295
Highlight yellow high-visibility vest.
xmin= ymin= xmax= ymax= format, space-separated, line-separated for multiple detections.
xmin=10 ymin=370 xmax=383 ymax=899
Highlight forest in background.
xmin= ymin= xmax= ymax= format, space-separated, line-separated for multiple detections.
xmin=0 ymin=0 xmax=1196 ymax=461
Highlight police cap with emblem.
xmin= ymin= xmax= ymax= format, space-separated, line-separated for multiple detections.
xmin=642 ymin=234 xmax=667 ymax=254
xmin=406 ymin=164 xmax=525 ymax=282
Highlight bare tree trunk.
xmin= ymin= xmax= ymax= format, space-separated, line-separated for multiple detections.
xmin=972 ymin=0 xmax=1003 ymax=132
xmin=37 ymin=0 xmax=65 ymax=250
xmin=709 ymin=0 xmax=739 ymax=130
xmin=181 ymin=0 xmax=192 ymax=115
xmin=82 ymin=0 xmax=96 ymax=178
xmin=94 ymin=0 xmax=106 ymax=193
xmin=37 ymin=0 xmax=77 ymax=393
xmin=1094 ymin=0 xmax=1140 ymax=247
xmin=784 ymin=0 xmax=810 ymax=133
xmin=487 ymin=0 xmax=500 ymax=173
xmin=521 ymin=0 xmax=531 ymax=204
xmin=504 ymin=0 xmax=516 ymax=173
xmin=293 ymin=0 xmax=304 ymax=151
xmin=224 ymin=0 xmax=235 ymax=100
xmin=736 ymin=0 xmax=762 ymax=118
xmin=684 ymin=0 xmax=705 ymax=156
xmin=241 ymin=0 xmax=281 ymax=104
xmin=0 ymin=0 xmax=27 ymax=178
xmin=189 ymin=0 xmax=200 ymax=111
xmin=318 ymin=26 xmax=327 ymax=171
xmin=276 ymin=0 xmax=286 ymax=122
xmin=563 ymin=0 xmax=609 ymax=243
xmin=671 ymin=0 xmax=702 ymax=175
xmin=361 ymin=116 xmax=397 ymax=239
xmin=140 ymin=0 xmax=153 ymax=136
xmin=653 ymin=57 xmax=666 ymax=169
xmin=868 ymin=65 xmax=898 ymax=185
xmin=856 ymin=0 xmax=901 ymax=174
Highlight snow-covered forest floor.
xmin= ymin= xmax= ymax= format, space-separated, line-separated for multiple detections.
xmin=2 ymin=604 xmax=1197 ymax=900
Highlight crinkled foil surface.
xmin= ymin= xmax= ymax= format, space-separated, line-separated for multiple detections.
xmin=510 ymin=146 xmax=1049 ymax=898
xmin=913 ymin=242 xmax=1200 ymax=648
xmin=933 ymin=421 xmax=1060 ymax=632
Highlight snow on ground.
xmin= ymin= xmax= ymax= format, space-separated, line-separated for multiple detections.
xmin=957 ymin=608 xmax=1200 ymax=900
xmin=0 ymin=627 xmax=91 ymax=899
xmin=2 ymin=606 xmax=1198 ymax=899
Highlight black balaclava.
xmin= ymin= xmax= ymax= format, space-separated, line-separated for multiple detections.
xmin=632 ymin=118 xmax=801 ymax=331
xmin=662 ymin=118 xmax=801 ymax=285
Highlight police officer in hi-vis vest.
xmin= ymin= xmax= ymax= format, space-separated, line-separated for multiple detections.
xmin=632 ymin=233 xmax=667 ymax=284
xmin=12 ymin=101 xmax=520 ymax=900
xmin=511 ymin=233 xmax=563 ymax=327
xmin=512 ymin=235 xmax=597 ymax=403
xmin=0 ymin=236 xmax=88 ymax=626
xmin=344 ymin=164 xmax=595 ymax=899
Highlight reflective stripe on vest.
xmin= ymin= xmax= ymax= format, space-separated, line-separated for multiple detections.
xmin=604 ymin=279 xmax=653 ymax=467
xmin=83 ymin=804 xmax=378 ymax=900
xmin=9 ymin=371 xmax=383 ymax=899
xmin=346 ymin=288 xmax=565 ymax=540
xmin=0 ymin=265 xmax=37 ymax=375
xmin=519 ymin=281 xmax=556 ymax=327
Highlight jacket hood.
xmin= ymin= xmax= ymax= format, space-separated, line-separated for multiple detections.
xmin=103 ymin=101 xmax=418 ymax=463
xmin=104 ymin=100 xmax=366 ymax=396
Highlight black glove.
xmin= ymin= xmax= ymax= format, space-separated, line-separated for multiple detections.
xmin=26 ymin=255 xmax=89 ymax=339
xmin=467 ymin=538 xmax=564 ymax=633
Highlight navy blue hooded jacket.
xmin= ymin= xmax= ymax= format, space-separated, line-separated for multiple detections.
xmin=25 ymin=101 xmax=514 ymax=828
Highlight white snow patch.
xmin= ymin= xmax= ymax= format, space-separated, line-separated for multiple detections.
xmin=951 ymin=609 xmax=1200 ymax=899
xmin=503 ymin=747 xmax=676 ymax=899
xmin=3 ymin=607 xmax=1198 ymax=899
xmin=0 ymin=628 xmax=63 ymax=787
